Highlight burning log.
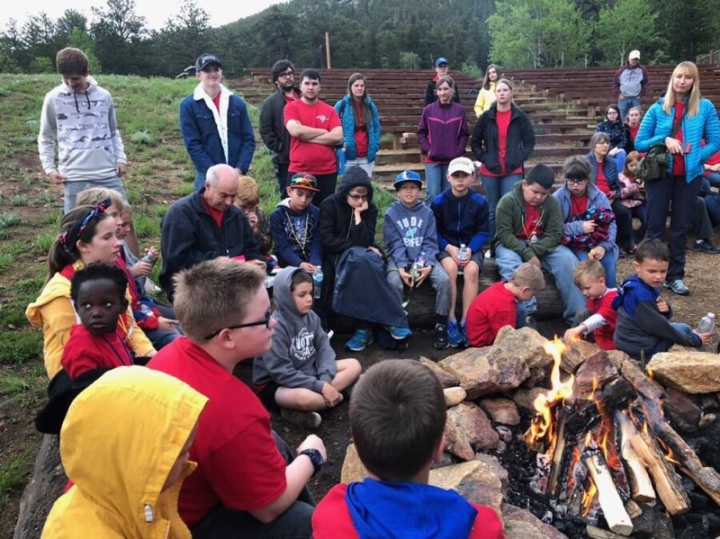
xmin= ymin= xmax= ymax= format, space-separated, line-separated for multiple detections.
xmin=565 ymin=378 xmax=636 ymax=436
xmin=586 ymin=525 xmax=628 ymax=539
xmin=616 ymin=412 xmax=656 ymax=503
xmin=628 ymin=428 xmax=690 ymax=515
xmin=583 ymin=450 xmax=634 ymax=536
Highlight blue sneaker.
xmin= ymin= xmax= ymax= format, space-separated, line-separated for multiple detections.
xmin=447 ymin=320 xmax=465 ymax=347
xmin=460 ymin=321 xmax=469 ymax=346
xmin=346 ymin=328 xmax=373 ymax=351
xmin=388 ymin=326 xmax=413 ymax=340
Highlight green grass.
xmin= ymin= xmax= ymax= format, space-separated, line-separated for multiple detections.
xmin=34 ymin=232 xmax=56 ymax=253
xmin=0 ymin=453 xmax=30 ymax=511
xmin=0 ymin=370 xmax=30 ymax=396
xmin=0 ymin=331 xmax=43 ymax=365
xmin=0 ymin=254 xmax=13 ymax=272
xmin=9 ymin=194 xmax=29 ymax=207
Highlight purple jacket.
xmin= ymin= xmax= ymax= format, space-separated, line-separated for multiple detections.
xmin=417 ymin=101 xmax=469 ymax=163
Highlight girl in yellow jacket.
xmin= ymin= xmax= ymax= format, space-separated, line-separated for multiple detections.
xmin=474 ymin=64 xmax=499 ymax=118
xmin=42 ymin=366 xmax=208 ymax=538
xmin=26 ymin=201 xmax=156 ymax=379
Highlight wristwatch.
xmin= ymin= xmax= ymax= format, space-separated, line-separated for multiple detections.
xmin=298 ymin=448 xmax=324 ymax=476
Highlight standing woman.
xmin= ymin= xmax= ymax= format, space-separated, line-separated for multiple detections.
xmin=474 ymin=64 xmax=499 ymax=119
xmin=335 ymin=73 xmax=382 ymax=178
xmin=471 ymin=78 xmax=535 ymax=240
xmin=417 ymin=76 xmax=469 ymax=203
xmin=635 ymin=61 xmax=720 ymax=295
xmin=596 ymin=104 xmax=628 ymax=174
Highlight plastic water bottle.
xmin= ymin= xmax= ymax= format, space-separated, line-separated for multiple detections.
xmin=457 ymin=244 xmax=469 ymax=275
xmin=313 ymin=268 xmax=324 ymax=299
xmin=696 ymin=313 xmax=716 ymax=334
xmin=141 ymin=250 xmax=158 ymax=266
xmin=410 ymin=251 xmax=427 ymax=281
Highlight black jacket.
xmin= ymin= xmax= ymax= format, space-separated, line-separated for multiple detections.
xmin=259 ymin=87 xmax=300 ymax=165
xmin=471 ymin=103 xmax=535 ymax=174
xmin=424 ymin=79 xmax=461 ymax=106
xmin=159 ymin=189 xmax=261 ymax=300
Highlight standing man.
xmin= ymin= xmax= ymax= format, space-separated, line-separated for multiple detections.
xmin=424 ymin=57 xmax=461 ymax=106
xmin=612 ymin=50 xmax=649 ymax=122
xmin=159 ymin=164 xmax=263 ymax=302
xmin=284 ymin=69 xmax=343 ymax=205
xmin=260 ymin=60 xmax=301 ymax=194
xmin=180 ymin=53 xmax=256 ymax=191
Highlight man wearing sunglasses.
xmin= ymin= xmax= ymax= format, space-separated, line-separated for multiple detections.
xmin=260 ymin=60 xmax=301 ymax=193
xmin=149 ymin=259 xmax=326 ymax=538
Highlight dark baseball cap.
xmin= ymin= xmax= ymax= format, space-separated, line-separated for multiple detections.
xmin=195 ymin=53 xmax=222 ymax=71
xmin=288 ymin=173 xmax=320 ymax=192
xmin=435 ymin=57 xmax=449 ymax=67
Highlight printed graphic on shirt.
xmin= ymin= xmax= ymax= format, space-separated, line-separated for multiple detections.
xmin=290 ymin=327 xmax=316 ymax=362
xmin=316 ymin=114 xmax=330 ymax=123
xmin=285 ymin=213 xmax=315 ymax=259
xmin=395 ymin=216 xmax=425 ymax=248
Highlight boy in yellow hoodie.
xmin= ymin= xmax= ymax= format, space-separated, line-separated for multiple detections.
xmin=42 ymin=366 xmax=207 ymax=538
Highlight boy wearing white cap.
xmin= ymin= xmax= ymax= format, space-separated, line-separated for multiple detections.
xmin=430 ymin=158 xmax=489 ymax=346
xmin=612 ymin=49 xmax=648 ymax=122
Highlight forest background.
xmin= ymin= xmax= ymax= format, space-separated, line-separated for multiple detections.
xmin=0 ymin=0 xmax=717 ymax=80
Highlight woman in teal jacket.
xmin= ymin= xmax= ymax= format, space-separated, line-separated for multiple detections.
xmin=335 ymin=73 xmax=382 ymax=178
xmin=635 ymin=61 xmax=720 ymax=296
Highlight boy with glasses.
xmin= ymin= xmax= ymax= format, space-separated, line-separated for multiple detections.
xmin=261 ymin=60 xmax=301 ymax=192
xmin=180 ymin=53 xmax=256 ymax=191
xmin=149 ymin=259 xmax=326 ymax=538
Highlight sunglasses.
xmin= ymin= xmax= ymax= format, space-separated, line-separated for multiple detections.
xmin=204 ymin=309 xmax=273 ymax=340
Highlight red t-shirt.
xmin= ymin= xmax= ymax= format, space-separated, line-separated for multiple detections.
xmin=466 ymin=282 xmax=517 ymax=347
xmin=352 ymin=100 xmax=369 ymax=158
xmin=570 ymin=194 xmax=589 ymax=218
xmin=201 ymin=196 xmax=225 ymax=230
xmin=284 ymin=99 xmax=342 ymax=175
xmin=312 ymin=484 xmax=506 ymax=539
xmin=517 ymin=204 xmax=543 ymax=240
xmin=212 ymin=93 xmax=221 ymax=111
xmin=148 ymin=338 xmax=287 ymax=526
xmin=627 ymin=123 xmax=640 ymax=142
xmin=671 ymin=102 xmax=686 ymax=177
xmin=595 ymin=161 xmax=611 ymax=195
xmin=480 ymin=109 xmax=522 ymax=178
xmin=61 ymin=324 xmax=133 ymax=378
xmin=585 ymin=288 xmax=619 ymax=351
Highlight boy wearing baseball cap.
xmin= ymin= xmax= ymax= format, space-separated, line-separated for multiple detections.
xmin=384 ymin=170 xmax=452 ymax=349
xmin=424 ymin=56 xmax=461 ymax=106
xmin=271 ymin=173 xmax=324 ymax=274
xmin=430 ymin=158 xmax=489 ymax=346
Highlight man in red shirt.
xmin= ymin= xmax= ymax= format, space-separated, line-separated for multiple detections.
xmin=149 ymin=259 xmax=327 ymax=538
xmin=284 ymin=69 xmax=343 ymax=205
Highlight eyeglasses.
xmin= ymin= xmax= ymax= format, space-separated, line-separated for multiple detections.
xmin=348 ymin=194 xmax=368 ymax=201
xmin=204 ymin=309 xmax=273 ymax=340
xmin=607 ymin=111 xmax=619 ymax=115
xmin=566 ymin=178 xmax=588 ymax=185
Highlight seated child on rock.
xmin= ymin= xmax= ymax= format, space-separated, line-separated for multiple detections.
xmin=613 ymin=239 xmax=711 ymax=362
xmin=311 ymin=359 xmax=506 ymax=539
xmin=465 ymin=262 xmax=545 ymax=348
xmin=384 ymin=170 xmax=452 ymax=350
xmin=564 ymin=260 xmax=618 ymax=350
xmin=253 ymin=267 xmax=361 ymax=429
xmin=430 ymin=157 xmax=489 ymax=346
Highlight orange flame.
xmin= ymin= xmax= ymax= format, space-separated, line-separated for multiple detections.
xmin=581 ymin=478 xmax=597 ymax=516
xmin=658 ymin=438 xmax=681 ymax=466
xmin=587 ymin=377 xmax=599 ymax=401
xmin=647 ymin=368 xmax=654 ymax=379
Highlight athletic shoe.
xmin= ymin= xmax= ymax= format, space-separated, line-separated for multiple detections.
xmin=388 ymin=326 xmax=413 ymax=340
xmin=346 ymin=328 xmax=373 ymax=351
xmin=664 ymin=279 xmax=690 ymax=296
xmin=447 ymin=320 xmax=465 ymax=347
xmin=280 ymin=409 xmax=322 ymax=429
xmin=434 ymin=324 xmax=449 ymax=349
xmin=693 ymin=240 xmax=720 ymax=254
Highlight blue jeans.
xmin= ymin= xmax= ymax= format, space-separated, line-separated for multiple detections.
xmin=618 ymin=96 xmax=641 ymax=122
xmin=648 ymin=323 xmax=696 ymax=357
xmin=425 ymin=163 xmax=449 ymax=204
xmin=481 ymin=174 xmax=522 ymax=240
xmin=705 ymin=171 xmax=720 ymax=190
xmin=609 ymin=151 xmax=626 ymax=177
xmin=574 ymin=248 xmax=618 ymax=288
xmin=495 ymin=243 xmax=585 ymax=325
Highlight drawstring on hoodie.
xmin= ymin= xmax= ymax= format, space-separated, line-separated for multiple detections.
xmin=72 ymin=91 xmax=91 ymax=113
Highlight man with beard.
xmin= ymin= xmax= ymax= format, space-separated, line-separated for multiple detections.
xmin=260 ymin=60 xmax=302 ymax=193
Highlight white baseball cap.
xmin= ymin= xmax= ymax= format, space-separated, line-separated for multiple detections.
xmin=629 ymin=50 xmax=641 ymax=60
xmin=448 ymin=157 xmax=475 ymax=176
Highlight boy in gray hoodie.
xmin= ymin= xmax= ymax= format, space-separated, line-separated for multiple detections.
xmin=253 ymin=267 xmax=361 ymax=428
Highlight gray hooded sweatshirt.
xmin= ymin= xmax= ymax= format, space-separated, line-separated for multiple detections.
xmin=253 ymin=267 xmax=336 ymax=392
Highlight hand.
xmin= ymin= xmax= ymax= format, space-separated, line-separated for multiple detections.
xmin=116 ymin=163 xmax=127 ymax=177
xmin=589 ymin=245 xmax=605 ymax=261
xmin=299 ymin=262 xmax=317 ymax=274
xmin=656 ymin=296 xmax=669 ymax=313
xmin=131 ymin=261 xmax=153 ymax=277
xmin=321 ymin=382 xmax=343 ymax=407
xmin=713 ymin=164 xmax=720 ymax=172
xmin=157 ymin=316 xmax=180 ymax=333
xmin=665 ymin=137 xmax=683 ymax=155
xmin=368 ymin=246 xmax=383 ymax=258
xmin=246 ymin=212 xmax=259 ymax=232
xmin=608 ymin=148 xmax=619 ymax=157
xmin=694 ymin=332 xmax=712 ymax=346
xmin=297 ymin=434 xmax=327 ymax=461
xmin=145 ymin=246 xmax=159 ymax=258
xmin=619 ymin=94 xmax=625 ymax=100
xmin=354 ymin=199 xmax=369 ymax=214
xmin=528 ymin=256 xmax=542 ymax=268
xmin=582 ymin=220 xmax=597 ymax=234
xmin=415 ymin=265 xmax=432 ymax=287
xmin=48 ymin=170 xmax=66 ymax=184
xmin=398 ymin=267 xmax=413 ymax=287
xmin=564 ymin=326 xmax=584 ymax=342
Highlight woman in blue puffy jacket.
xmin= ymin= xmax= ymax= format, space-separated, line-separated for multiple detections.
xmin=635 ymin=61 xmax=720 ymax=296
xmin=335 ymin=73 xmax=382 ymax=178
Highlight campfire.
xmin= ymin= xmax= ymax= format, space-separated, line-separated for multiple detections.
xmin=524 ymin=337 xmax=720 ymax=537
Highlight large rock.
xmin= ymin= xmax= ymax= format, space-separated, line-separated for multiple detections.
xmin=419 ymin=356 xmax=460 ymax=388
xmin=340 ymin=443 xmax=368 ymax=484
xmin=479 ymin=397 xmax=521 ymax=426
xmin=494 ymin=326 xmax=552 ymax=368
xmin=429 ymin=460 xmax=505 ymax=515
xmin=443 ymin=414 xmax=475 ymax=461
xmin=574 ymin=350 xmax=620 ymax=399
xmin=439 ymin=347 xmax=530 ymax=399
xmin=561 ymin=339 xmax=602 ymax=373
xmin=444 ymin=386 xmax=467 ymax=407
xmin=503 ymin=504 xmax=569 ymax=539
xmin=448 ymin=402 xmax=500 ymax=452
xmin=512 ymin=387 xmax=548 ymax=411
xmin=647 ymin=352 xmax=720 ymax=394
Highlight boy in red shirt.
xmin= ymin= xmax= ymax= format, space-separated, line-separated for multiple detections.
xmin=564 ymin=259 xmax=619 ymax=350
xmin=466 ymin=263 xmax=545 ymax=347
xmin=312 ymin=360 xmax=505 ymax=539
